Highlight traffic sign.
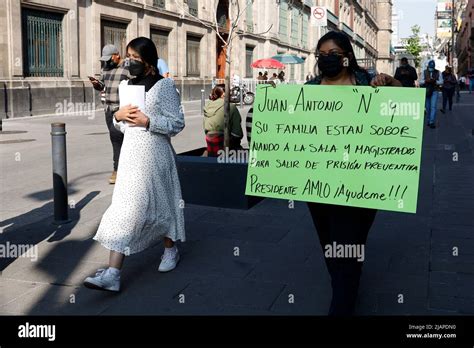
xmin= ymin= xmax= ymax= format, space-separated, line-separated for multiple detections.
xmin=311 ymin=6 xmax=327 ymax=27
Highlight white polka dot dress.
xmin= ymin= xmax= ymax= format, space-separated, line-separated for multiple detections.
xmin=94 ymin=78 xmax=186 ymax=255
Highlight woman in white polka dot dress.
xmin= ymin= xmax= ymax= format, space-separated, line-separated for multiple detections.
xmin=84 ymin=37 xmax=185 ymax=292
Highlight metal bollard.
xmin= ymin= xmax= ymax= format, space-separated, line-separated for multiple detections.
xmin=239 ymin=82 xmax=243 ymax=108
xmin=51 ymin=123 xmax=71 ymax=225
xmin=201 ymin=89 xmax=205 ymax=116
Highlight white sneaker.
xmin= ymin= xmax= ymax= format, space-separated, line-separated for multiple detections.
xmin=83 ymin=268 xmax=120 ymax=292
xmin=158 ymin=248 xmax=180 ymax=272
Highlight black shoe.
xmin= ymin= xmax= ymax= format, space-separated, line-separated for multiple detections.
xmin=440 ymin=109 xmax=445 ymax=113
xmin=429 ymin=123 xmax=436 ymax=129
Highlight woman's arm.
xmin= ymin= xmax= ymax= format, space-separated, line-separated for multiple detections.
xmin=112 ymin=112 xmax=127 ymax=133
xmin=148 ymin=79 xmax=185 ymax=136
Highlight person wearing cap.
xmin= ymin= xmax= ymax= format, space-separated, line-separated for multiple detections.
xmin=91 ymin=44 xmax=130 ymax=184
xmin=420 ymin=60 xmax=443 ymax=129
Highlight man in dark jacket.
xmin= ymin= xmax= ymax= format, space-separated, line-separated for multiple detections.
xmin=394 ymin=57 xmax=418 ymax=87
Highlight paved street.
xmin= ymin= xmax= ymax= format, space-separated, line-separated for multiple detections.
xmin=0 ymin=93 xmax=473 ymax=315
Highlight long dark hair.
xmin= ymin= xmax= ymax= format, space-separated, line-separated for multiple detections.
xmin=126 ymin=37 xmax=158 ymax=74
xmin=209 ymin=86 xmax=224 ymax=101
xmin=315 ymin=31 xmax=367 ymax=78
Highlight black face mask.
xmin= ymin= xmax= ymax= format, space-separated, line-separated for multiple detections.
xmin=104 ymin=60 xmax=118 ymax=70
xmin=128 ymin=59 xmax=146 ymax=77
xmin=318 ymin=54 xmax=345 ymax=78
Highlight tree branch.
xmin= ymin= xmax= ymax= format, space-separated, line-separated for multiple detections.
xmin=174 ymin=0 xmax=227 ymax=46
xmin=235 ymin=23 xmax=273 ymax=37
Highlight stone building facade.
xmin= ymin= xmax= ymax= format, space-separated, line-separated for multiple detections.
xmin=455 ymin=0 xmax=473 ymax=76
xmin=0 ymin=0 xmax=393 ymax=118
xmin=316 ymin=0 xmax=393 ymax=73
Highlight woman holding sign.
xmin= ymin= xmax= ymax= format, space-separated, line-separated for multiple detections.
xmin=83 ymin=37 xmax=185 ymax=292
xmin=306 ymin=31 xmax=401 ymax=315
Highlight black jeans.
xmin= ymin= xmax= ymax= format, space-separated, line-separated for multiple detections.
xmin=442 ymin=87 xmax=455 ymax=111
xmin=105 ymin=107 xmax=124 ymax=171
xmin=307 ymin=202 xmax=377 ymax=316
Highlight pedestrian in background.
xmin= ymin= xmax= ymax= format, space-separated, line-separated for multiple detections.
xmin=456 ymin=79 xmax=461 ymax=103
xmin=459 ymin=75 xmax=466 ymax=90
xmin=157 ymin=58 xmax=170 ymax=78
xmin=84 ymin=37 xmax=185 ymax=292
xmin=440 ymin=65 xmax=457 ymax=113
xmin=394 ymin=57 xmax=418 ymax=87
xmin=278 ymin=71 xmax=285 ymax=83
xmin=468 ymin=69 xmax=474 ymax=94
xmin=90 ymin=44 xmax=129 ymax=184
xmin=420 ymin=60 xmax=443 ymax=129
xmin=246 ymin=107 xmax=253 ymax=145
xmin=306 ymin=30 xmax=401 ymax=316
xmin=203 ymin=86 xmax=243 ymax=156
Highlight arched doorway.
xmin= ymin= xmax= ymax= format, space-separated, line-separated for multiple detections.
xmin=216 ymin=0 xmax=229 ymax=79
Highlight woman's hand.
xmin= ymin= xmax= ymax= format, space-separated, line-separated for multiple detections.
xmin=114 ymin=104 xmax=140 ymax=122
xmin=371 ymin=73 xmax=402 ymax=87
xmin=127 ymin=110 xmax=150 ymax=128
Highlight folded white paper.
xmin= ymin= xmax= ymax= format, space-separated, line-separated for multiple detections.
xmin=118 ymin=83 xmax=146 ymax=129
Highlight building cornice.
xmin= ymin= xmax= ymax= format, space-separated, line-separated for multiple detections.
xmin=20 ymin=1 xmax=69 ymax=13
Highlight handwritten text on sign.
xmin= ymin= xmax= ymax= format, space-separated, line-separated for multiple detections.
xmin=244 ymin=85 xmax=425 ymax=213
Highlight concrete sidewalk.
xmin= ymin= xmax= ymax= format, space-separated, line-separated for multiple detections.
xmin=0 ymin=94 xmax=473 ymax=315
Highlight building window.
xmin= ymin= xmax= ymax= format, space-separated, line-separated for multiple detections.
xmin=150 ymin=28 xmax=169 ymax=63
xmin=186 ymin=35 xmax=201 ymax=76
xmin=279 ymin=0 xmax=288 ymax=42
xmin=216 ymin=0 xmax=229 ymax=28
xmin=246 ymin=0 xmax=253 ymax=33
xmin=22 ymin=8 xmax=64 ymax=77
xmin=300 ymin=57 xmax=306 ymax=81
xmin=101 ymin=19 xmax=128 ymax=58
xmin=301 ymin=13 xmax=309 ymax=48
xmin=187 ymin=0 xmax=198 ymax=17
xmin=153 ymin=0 xmax=165 ymax=9
xmin=245 ymin=45 xmax=254 ymax=78
xmin=291 ymin=7 xmax=300 ymax=46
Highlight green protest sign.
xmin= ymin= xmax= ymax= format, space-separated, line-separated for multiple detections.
xmin=245 ymin=84 xmax=425 ymax=213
